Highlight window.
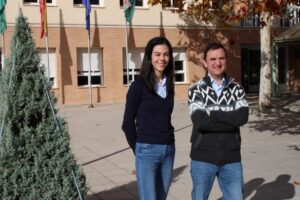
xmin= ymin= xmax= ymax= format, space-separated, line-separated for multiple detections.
xmin=77 ymin=48 xmax=103 ymax=86
xmin=240 ymin=14 xmax=260 ymax=27
xmin=120 ymin=0 xmax=148 ymax=8
xmin=163 ymin=0 xmax=181 ymax=8
xmin=123 ymin=49 xmax=187 ymax=85
xmin=38 ymin=48 xmax=57 ymax=88
xmin=123 ymin=50 xmax=144 ymax=85
xmin=173 ymin=50 xmax=187 ymax=83
xmin=74 ymin=0 xmax=101 ymax=6
xmin=23 ymin=0 xmax=54 ymax=4
xmin=280 ymin=6 xmax=300 ymax=27
xmin=241 ymin=47 xmax=260 ymax=93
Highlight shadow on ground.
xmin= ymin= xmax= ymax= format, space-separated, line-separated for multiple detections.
xmin=247 ymin=93 xmax=300 ymax=135
xmin=86 ymin=165 xmax=187 ymax=200
xmin=248 ymin=110 xmax=300 ymax=135
xmin=216 ymin=174 xmax=296 ymax=200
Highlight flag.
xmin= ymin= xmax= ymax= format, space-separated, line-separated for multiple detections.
xmin=40 ymin=0 xmax=47 ymax=38
xmin=0 ymin=0 xmax=6 ymax=34
xmin=124 ymin=0 xmax=135 ymax=24
xmin=82 ymin=0 xmax=91 ymax=31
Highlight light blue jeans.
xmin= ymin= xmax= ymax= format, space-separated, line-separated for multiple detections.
xmin=135 ymin=143 xmax=175 ymax=200
xmin=190 ymin=161 xmax=244 ymax=200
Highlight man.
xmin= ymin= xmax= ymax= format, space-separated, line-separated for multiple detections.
xmin=188 ymin=42 xmax=249 ymax=200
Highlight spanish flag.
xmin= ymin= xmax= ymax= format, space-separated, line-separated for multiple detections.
xmin=40 ymin=0 xmax=47 ymax=38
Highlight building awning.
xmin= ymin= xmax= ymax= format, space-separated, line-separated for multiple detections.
xmin=274 ymin=23 xmax=300 ymax=43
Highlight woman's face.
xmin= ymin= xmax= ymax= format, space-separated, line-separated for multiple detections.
xmin=151 ymin=44 xmax=170 ymax=77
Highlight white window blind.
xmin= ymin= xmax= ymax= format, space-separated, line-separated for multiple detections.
xmin=123 ymin=50 xmax=143 ymax=85
xmin=78 ymin=49 xmax=102 ymax=72
xmin=39 ymin=48 xmax=57 ymax=87
xmin=77 ymin=48 xmax=103 ymax=86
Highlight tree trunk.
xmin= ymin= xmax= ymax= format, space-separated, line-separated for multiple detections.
xmin=259 ymin=11 xmax=272 ymax=111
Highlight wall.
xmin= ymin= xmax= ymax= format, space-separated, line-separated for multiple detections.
xmin=2 ymin=1 xmax=263 ymax=105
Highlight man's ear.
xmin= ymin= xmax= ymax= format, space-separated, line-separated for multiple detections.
xmin=201 ymin=58 xmax=207 ymax=69
xmin=200 ymin=53 xmax=207 ymax=69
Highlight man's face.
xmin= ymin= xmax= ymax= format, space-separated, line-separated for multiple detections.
xmin=204 ymin=48 xmax=227 ymax=80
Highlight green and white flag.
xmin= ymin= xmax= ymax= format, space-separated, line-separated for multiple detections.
xmin=124 ymin=0 xmax=135 ymax=24
xmin=0 ymin=0 xmax=6 ymax=34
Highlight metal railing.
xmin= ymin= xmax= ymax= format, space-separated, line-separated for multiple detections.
xmin=280 ymin=6 xmax=300 ymax=27
xmin=240 ymin=5 xmax=300 ymax=28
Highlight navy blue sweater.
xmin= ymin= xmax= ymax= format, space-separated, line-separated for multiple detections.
xmin=122 ymin=79 xmax=175 ymax=152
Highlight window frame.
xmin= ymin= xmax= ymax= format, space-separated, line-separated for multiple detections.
xmin=123 ymin=49 xmax=144 ymax=85
xmin=123 ymin=49 xmax=187 ymax=85
xmin=280 ymin=5 xmax=300 ymax=27
xmin=162 ymin=0 xmax=182 ymax=9
xmin=173 ymin=50 xmax=187 ymax=84
xmin=240 ymin=14 xmax=260 ymax=27
xmin=38 ymin=48 xmax=57 ymax=88
xmin=120 ymin=0 xmax=148 ymax=8
xmin=77 ymin=48 xmax=104 ymax=87
xmin=73 ymin=0 xmax=104 ymax=7
xmin=23 ymin=0 xmax=56 ymax=5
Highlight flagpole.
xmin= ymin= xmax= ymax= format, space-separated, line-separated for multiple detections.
xmin=1 ymin=7 xmax=5 ymax=70
xmin=88 ymin=29 xmax=93 ymax=108
xmin=1 ymin=33 xmax=4 ymax=70
xmin=83 ymin=0 xmax=92 ymax=108
xmin=125 ymin=20 xmax=130 ymax=86
xmin=45 ymin=2 xmax=49 ymax=79
xmin=45 ymin=28 xmax=50 ymax=80
xmin=39 ymin=0 xmax=49 ymax=79
xmin=123 ymin=0 xmax=135 ymax=86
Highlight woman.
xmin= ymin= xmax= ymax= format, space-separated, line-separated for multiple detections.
xmin=122 ymin=36 xmax=175 ymax=200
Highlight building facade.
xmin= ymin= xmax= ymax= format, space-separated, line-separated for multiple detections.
xmin=1 ymin=0 xmax=295 ymax=104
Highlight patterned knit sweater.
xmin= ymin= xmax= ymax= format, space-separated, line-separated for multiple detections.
xmin=188 ymin=73 xmax=249 ymax=165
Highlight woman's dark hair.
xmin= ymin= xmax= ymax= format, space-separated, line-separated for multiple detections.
xmin=139 ymin=36 xmax=174 ymax=95
xmin=204 ymin=42 xmax=227 ymax=60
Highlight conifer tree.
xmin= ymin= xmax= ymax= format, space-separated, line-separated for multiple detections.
xmin=0 ymin=14 xmax=86 ymax=199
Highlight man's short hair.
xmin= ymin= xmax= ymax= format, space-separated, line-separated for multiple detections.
xmin=204 ymin=42 xmax=227 ymax=60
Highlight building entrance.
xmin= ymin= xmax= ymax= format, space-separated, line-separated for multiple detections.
xmin=241 ymin=47 xmax=261 ymax=93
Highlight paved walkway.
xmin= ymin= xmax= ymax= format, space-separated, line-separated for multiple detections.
xmin=58 ymin=95 xmax=300 ymax=200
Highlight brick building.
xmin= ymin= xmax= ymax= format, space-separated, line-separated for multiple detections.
xmin=1 ymin=1 xmax=297 ymax=105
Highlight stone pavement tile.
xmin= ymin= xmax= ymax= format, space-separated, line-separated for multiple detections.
xmin=168 ymin=183 xmax=191 ymax=200
xmin=87 ymin=159 xmax=122 ymax=172
xmin=126 ymin=188 xmax=139 ymax=199
xmin=112 ymin=160 xmax=135 ymax=174
xmin=108 ymin=175 xmax=137 ymax=185
xmin=105 ymin=151 xmax=134 ymax=165
xmin=100 ymin=168 xmax=131 ymax=178
xmin=122 ymin=181 xmax=138 ymax=191
xmin=172 ymin=173 xmax=190 ymax=185
xmin=86 ymin=194 xmax=102 ymax=200
xmin=58 ymin=100 xmax=300 ymax=200
xmin=88 ymin=183 xmax=120 ymax=195
xmin=95 ymin=189 xmax=138 ymax=200
xmin=91 ymin=147 xmax=130 ymax=160
xmin=83 ymin=165 xmax=114 ymax=187
xmin=71 ymin=146 xmax=100 ymax=164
